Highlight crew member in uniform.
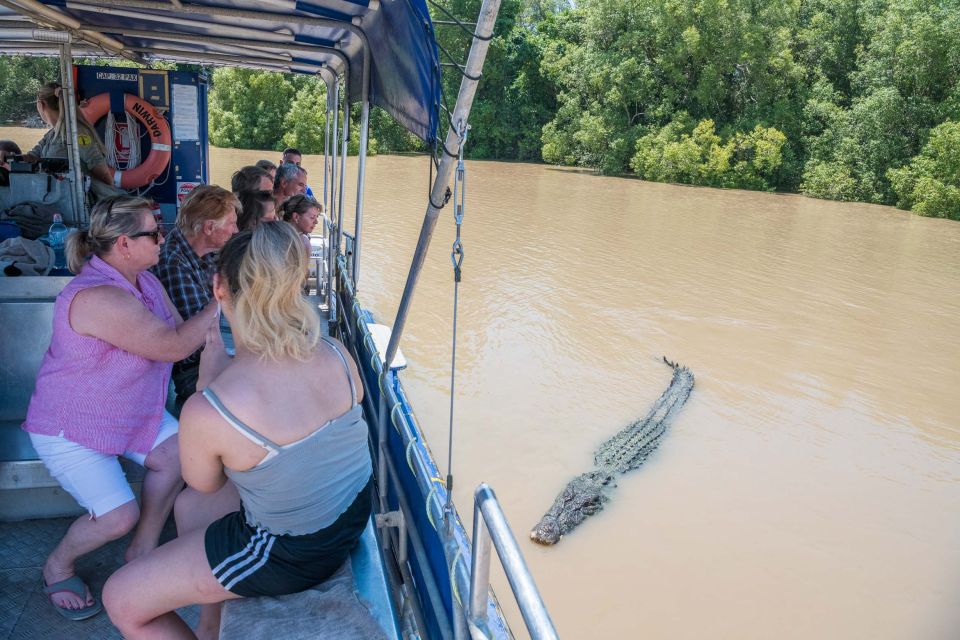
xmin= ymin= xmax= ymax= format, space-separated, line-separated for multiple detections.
xmin=21 ymin=82 xmax=120 ymax=200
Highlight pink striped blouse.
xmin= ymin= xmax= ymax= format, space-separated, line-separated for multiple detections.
xmin=22 ymin=256 xmax=176 ymax=454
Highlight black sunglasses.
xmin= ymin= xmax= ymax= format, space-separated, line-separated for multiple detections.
xmin=129 ymin=228 xmax=163 ymax=243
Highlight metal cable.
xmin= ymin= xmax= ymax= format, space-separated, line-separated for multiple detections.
xmin=435 ymin=38 xmax=482 ymax=81
xmin=426 ymin=0 xmax=493 ymax=41
xmin=445 ymin=120 xmax=468 ymax=513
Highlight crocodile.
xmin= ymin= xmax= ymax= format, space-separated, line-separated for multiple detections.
xmin=529 ymin=357 xmax=694 ymax=545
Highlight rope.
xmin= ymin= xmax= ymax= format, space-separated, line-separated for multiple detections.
xmin=448 ymin=546 xmax=464 ymax=607
xmin=391 ymin=402 xmax=405 ymax=434
xmin=105 ymin=110 xmax=141 ymax=171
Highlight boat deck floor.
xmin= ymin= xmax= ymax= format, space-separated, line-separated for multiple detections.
xmin=0 ymin=516 xmax=196 ymax=639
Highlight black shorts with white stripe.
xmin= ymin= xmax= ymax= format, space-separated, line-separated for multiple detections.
xmin=204 ymin=479 xmax=372 ymax=597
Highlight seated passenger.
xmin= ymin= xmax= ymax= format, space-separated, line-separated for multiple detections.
xmin=280 ymin=193 xmax=321 ymax=254
xmin=0 ymin=140 xmax=20 ymax=186
xmin=21 ymin=82 xmax=118 ymax=199
xmin=230 ymin=165 xmax=272 ymax=193
xmin=22 ymin=195 xmax=217 ymax=621
xmin=273 ymin=162 xmax=307 ymax=201
xmin=0 ymin=139 xmax=21 ymax=169
xmin=104 ymin=222 xmax=374 ymax=639
xmin=152 ymin=185 xmax=240 ymax=413
xmin=278 ymin=147 xmax=315 ymax=198
xmin=254 ymin=159 xmax=276 ymax=182
xmin=237 ymin=189 xmax=277 ymax=231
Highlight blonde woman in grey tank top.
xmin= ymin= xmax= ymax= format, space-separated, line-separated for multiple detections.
xmin=103 ymin=222 xmax=373 ymax=640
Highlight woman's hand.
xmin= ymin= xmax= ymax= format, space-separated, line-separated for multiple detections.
xmin=197 ymin=320 xmax=231 ymax=389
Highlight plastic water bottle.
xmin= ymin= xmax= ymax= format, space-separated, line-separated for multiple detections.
xmin=48 ymin=213 xmax=69 ymax=271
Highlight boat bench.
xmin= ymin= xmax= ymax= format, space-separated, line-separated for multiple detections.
xmin=0 ymin=277 xmax=148 ymax=520
xmin=219 ymin=518 xmax=400 ymax=640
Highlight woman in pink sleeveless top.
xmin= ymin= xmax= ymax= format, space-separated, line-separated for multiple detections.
xmin=21 ymin=195 xmax=218 ymax=621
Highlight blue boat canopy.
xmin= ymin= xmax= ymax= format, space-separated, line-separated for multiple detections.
xmin=0 ymin=0 xmax=442 ymax=142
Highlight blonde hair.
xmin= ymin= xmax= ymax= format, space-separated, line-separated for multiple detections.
xmin=37 ymin=82 xmax=106 ymax=156
xmin=176 ymin=184 xmax=240 ymax=237
xmin=65 ymin=195 xmax=152 ymax=274
xmin=218 ymin=221 xmax=320 ymax=361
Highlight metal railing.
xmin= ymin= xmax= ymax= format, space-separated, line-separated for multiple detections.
xmin=468 ymin=484 xmax=558 ymax=640
xmin=335 ymin=261 xmax=557 ymax=639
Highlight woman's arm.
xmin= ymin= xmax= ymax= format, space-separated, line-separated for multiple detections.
xmin=69 ymin=285 xmax=215 ymax=362
xmin=88 ymin=162 xmax=115 ymax=186
xmin=178 ymin=394 xmax=228 ymax=493
xmin=159 ymin=286 xmax=185 ymax=326
xmin=197 ymin=321 xmax=232 ymax=390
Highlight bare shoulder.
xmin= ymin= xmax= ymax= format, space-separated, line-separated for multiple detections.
xmin=322 ymin=335 xmax=351 ymax=357
xmin=70 ymin=285 xmax=137 ymax=331
xmin=73 ymin=284 xmax=133 ymax=306
xmin=179 ymin=390 xmax=221 ymax=433
xmin=319 ymin=336 xmax=363 ymax=401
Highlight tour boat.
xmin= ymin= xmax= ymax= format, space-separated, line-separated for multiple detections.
xmin=0 ymin=0 xmax=557 ymax=637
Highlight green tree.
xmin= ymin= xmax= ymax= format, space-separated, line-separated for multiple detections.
xmin=801 ymin=0 xmax=960 ymax=205
xmin=282 ymin=80 xmax=328 ymax=154
xmin=0 ymin=56 xmax=60 ymax=123
xmin=541 ymin=0 xmax=805 ymax=176
xmin=631 ymin=117 xmax=785 ymax=190
xmin=889 ymin=120 xmax=960 ymax=219
xmin=431 ymin=0 xmax=557 ymax=161
xmin=369 ymin=107 xmax=423 ymax=154
xmin=209 ymin=68 xmax=296 ymax=150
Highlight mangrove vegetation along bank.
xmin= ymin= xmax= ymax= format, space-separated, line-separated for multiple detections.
xmin=2 ymin=0 xmax=958 ymax=218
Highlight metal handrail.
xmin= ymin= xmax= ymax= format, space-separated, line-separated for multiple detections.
xmin=468 ymin=484 xmax=558 ymax=640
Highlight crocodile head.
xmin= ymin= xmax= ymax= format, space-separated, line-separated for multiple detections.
xmin=529 ymin=470 xmax=614 ymax=545
xmin=529 ymin=517 xmax=562 ymax=545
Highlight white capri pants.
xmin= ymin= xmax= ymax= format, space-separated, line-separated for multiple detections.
xmin=28 ymin=411 xmax=179 ymax=518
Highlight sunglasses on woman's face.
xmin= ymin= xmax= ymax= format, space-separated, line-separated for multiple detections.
xmin=129 ymin=228 xmax=163 ymax=244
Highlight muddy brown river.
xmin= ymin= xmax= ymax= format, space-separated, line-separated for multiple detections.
xmin=5 ymin=126 xmax=957 ymax=639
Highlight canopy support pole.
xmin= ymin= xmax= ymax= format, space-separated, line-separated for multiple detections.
xmin=351 ymin=100 xmax=369 ymax=286
xmin=374 ymin=0 xmax=501 ymax=634
xmin=382 ymin=0 xmax=501 ymax=370
xmin=327 ymin=78 xmax=340 ymax=314
xmin=336 ymin=90 xmax=348 ymax=277
xmin=58 ymin=41 xmax=87 ymax=224
xmin=323 ymin=77 xmax=332 ymax=209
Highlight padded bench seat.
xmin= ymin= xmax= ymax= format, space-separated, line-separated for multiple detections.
xmin=219 ymin=518 xmax=399 ymax=640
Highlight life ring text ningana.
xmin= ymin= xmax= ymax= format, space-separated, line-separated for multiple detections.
xmin=80 ymin=93 xmax=172 ymax=190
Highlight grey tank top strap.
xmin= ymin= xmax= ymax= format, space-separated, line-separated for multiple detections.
xmin=201 ymin=388 xmax=281 ymax=452
xmin=320 ymin=336 xmax=356 ymax=407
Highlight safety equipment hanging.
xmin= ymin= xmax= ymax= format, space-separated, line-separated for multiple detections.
xmin=80 ymin=93 xmax=172 ymax=190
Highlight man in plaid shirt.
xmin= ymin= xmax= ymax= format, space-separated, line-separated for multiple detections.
xmin=152 ymin=185 xmax=239 ymax=413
